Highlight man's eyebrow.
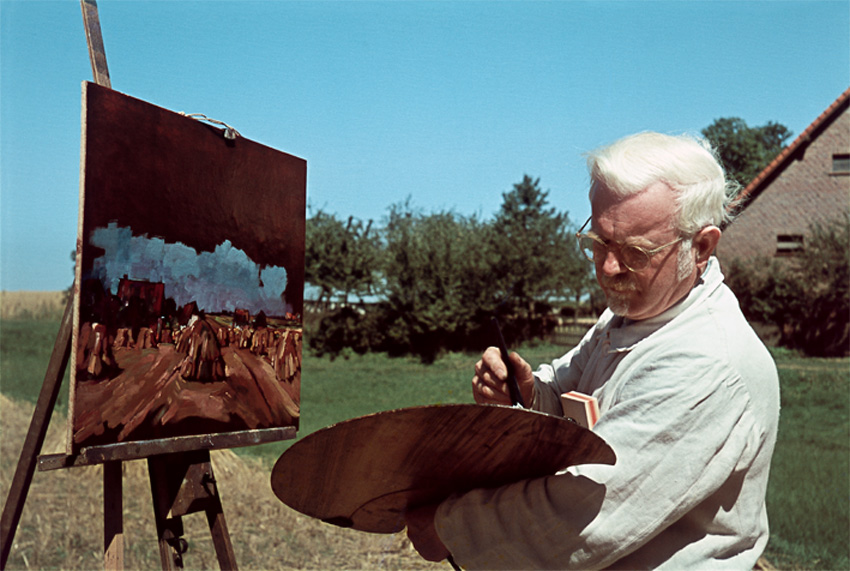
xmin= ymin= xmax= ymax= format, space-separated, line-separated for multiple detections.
xmin=623 ymin=235 xmax=659 ymax=248
xmin=588 ymin=228 xmax=657 ymax=247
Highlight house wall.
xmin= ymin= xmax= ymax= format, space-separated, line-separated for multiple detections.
xmin=715 ymin=104 xmax=850 ymax=265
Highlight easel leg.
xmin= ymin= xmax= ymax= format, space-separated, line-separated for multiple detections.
xmin=205 ymin=487 xmax=238 ymax=570
xmin=80 ymin=0 xmax=112 ymax=88
xmin=148 ymin=451 xmax=238 ymax=570
xmin=148 ymin=455 xmax=186 ymax=570
xmin=0 ymin=298 xmax=73 ymax=569
xmin=104 ymin=461 xmax=124 ymax=570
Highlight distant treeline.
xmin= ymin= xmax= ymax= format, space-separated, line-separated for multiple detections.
xmin=305 ymin=175 xmax=601 ymax=362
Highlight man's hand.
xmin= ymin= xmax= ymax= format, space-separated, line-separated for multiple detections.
xmin=405 ymin=504 xmax=450 ymax=562
xmin=472 ymin=346 xmax=534 ymax=406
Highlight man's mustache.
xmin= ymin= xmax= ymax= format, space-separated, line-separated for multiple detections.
xmin=600 ymin=275 xmax=637 ymax=293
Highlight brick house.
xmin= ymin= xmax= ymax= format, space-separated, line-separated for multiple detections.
xmin=715 ymin=87 xmax=850 ymax=264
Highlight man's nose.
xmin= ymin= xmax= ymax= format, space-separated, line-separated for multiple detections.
xmin=599 ymin=248 xmax=627 ymax=276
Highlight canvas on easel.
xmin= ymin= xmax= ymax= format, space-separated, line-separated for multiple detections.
xmin=69 ymin=81 xmax=306 ymax=453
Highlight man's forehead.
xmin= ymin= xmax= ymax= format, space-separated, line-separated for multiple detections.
xmin=590 ymin=183 xmax=677 ymax=239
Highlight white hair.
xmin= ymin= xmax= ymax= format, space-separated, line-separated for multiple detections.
xmin=586 ymin=132 xmax=740 ymax=236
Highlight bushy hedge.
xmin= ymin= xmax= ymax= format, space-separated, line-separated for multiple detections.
xmin=724 ymin=215 xmax=849 ymax=357
xmin=305 ymin=176 xmax=589 ymax=362
xmin=307 ymin=293 xmax=561 ymax=363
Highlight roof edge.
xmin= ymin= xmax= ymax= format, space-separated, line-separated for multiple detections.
xmin=734 ymin=86 xmax=850 ymax=209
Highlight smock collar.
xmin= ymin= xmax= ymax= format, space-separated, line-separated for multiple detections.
xmin=603 ymin=257 xmax=724 ymax=352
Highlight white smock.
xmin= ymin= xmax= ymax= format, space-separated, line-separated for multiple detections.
xmin=435 ymin=257 xmax=780 ymax=569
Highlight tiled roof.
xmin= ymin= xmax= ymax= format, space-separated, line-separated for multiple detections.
xmin=735 ymin=86 xmax=850 ymax=208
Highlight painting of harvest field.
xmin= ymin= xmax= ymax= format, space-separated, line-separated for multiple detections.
xmin=70 ymin=82 xmax=306 ymax=450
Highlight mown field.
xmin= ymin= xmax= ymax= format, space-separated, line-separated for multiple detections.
xmin=1 ymin=295 xmax=848 ymax=569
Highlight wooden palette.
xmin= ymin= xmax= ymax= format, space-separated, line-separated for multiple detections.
xmin=271 ymin=404 xmax=615 ymax=533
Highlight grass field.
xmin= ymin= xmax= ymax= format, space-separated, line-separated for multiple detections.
xmin=1 ymin=311 xmax=848 ymax=569
xmin=762 ymin=349 xmax=850 ymax=569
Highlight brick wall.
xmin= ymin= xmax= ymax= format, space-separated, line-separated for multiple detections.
xmin=716 ymin=105 xmax=850 ymax=265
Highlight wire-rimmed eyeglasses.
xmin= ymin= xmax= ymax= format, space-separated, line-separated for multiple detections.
xmin=575 ymin=216 xmax=685 ymax=272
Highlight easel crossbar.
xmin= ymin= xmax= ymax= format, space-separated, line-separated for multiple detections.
xmin=38 ymin=427 xmax=296 ymax=471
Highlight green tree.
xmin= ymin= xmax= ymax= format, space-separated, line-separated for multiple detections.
xmin=304 ymin=210 xmax=379 ymax=310
xmin=375 ymin=202 xmax=495 ymax=361
xmin=490 ymin=175 xmax=587 ymax=342
xmin=701 ymin=117 xmax=792 ymax=189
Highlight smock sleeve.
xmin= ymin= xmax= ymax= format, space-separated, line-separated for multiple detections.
xmin=434 ymin=352 xmax=760 ymax=569
xmin=530 ymin=314 xmax=614 ymax=416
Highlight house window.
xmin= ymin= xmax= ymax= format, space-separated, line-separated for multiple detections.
xmin=776 ymin=234 xmax=804 ymax=256
xmin=833 ymin=153 xmax=850 ymax=174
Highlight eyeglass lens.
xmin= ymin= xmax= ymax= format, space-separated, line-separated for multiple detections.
xmin=578 ymin=236 xmax=650 ymax=271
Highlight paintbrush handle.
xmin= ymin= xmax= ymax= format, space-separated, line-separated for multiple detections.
xmin=491 ymin=317 xmax=525 ymax=408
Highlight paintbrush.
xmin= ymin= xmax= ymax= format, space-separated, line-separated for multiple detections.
xmin=491 ymin=317 xmax=525 ymax=408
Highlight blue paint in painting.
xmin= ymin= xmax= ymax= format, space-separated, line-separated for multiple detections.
xmin=88 ymin=223 xmax=290 ymax=316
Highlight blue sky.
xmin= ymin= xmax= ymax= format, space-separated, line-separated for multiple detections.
xmin=2 ymin=0 xmax=848 ymax=291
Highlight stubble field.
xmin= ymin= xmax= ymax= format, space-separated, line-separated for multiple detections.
xmin=0 ymin=393 xmax=444 ymax=570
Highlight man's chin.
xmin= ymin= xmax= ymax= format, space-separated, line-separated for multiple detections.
xmin=605 ymin=294 xmax=632 ymax=317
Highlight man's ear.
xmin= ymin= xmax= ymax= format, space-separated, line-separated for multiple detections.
xmin=694 ymin=226 xmax=721 ymax=270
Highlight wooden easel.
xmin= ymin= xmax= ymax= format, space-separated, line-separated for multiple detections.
xmin=1 ymin=3 xmax=296 ymax=568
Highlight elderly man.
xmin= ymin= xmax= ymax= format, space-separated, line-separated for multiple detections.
xmin=406 ymin=132 xmax=780 ymax=569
